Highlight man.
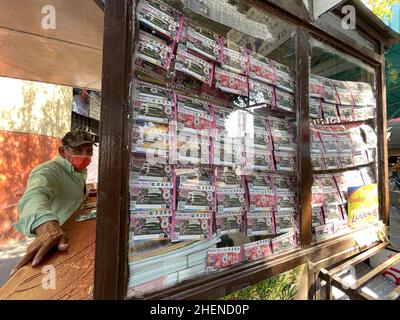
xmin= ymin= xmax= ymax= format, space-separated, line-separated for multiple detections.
xmin=72 ymin=89 xmax=90 ymax=117
xmin=10 ymin=130 xmax=96 ymax=275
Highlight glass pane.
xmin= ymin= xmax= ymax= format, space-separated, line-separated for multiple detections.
xmin=309 ymin=38 xmax=378 ymax=243
xmin=128 ymin=0 xmax=298 ymax=298
xmin=317 ymin=12 xmax=377 ymax=53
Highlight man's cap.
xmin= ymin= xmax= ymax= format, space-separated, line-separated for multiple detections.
xmin=62 ymin=130 xmax=97 ymax=148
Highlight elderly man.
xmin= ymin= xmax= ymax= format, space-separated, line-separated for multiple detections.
xmin=10 ymin=130 xmax=96 ymax=275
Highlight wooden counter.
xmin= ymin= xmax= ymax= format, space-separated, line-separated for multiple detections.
xmin=0 ymin=203 xmax=96 ymax=300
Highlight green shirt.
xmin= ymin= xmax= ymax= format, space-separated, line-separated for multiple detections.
xmin=14 ymin=155 xmax=87 ymax=237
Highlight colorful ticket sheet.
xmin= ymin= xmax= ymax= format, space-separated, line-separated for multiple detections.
xmin=244 ymin=238 xmax=273 ymax=262
xmin=207 ymin=246 xmax=243 ymax=272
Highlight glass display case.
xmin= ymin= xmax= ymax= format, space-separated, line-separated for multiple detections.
xmin=128 ymin=0 xmax=300 ymax=298
xmin=309 ymin=38 xmax=379 ymax=242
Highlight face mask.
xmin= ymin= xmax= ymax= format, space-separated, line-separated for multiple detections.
xmin=65 ymin=151 xmax=92 ymax=171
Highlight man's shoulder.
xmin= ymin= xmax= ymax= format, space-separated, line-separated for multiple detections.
xmin=30 ymin=159 xmax=63 ymax=177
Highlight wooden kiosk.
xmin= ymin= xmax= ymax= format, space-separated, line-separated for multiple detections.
xmin=94 ymin=0 xmax=400 ymax=300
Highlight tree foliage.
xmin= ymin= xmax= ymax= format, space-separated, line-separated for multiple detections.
xmin=363 ymin=0 xmax=400 ymax=19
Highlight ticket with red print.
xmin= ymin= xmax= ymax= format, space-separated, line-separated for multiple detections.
xmin=271 ymin=229 xmax=297 ymax=255
xmin=245 ymin=125 xmax=273 ymax=151
xmin=267 ymin=116 xmax=293 ymax=134
xmin=217 ymin=188 xmax=246 ymax=214
xmin=244 ymin=238 xmax=273 ymax=262
xmin=206 ymin=246 xmax=243 ymax=272
xmin=172 ymin=70 xmax=203 ymax=93
xmin=270 ymin=173 xmax=296 ymax=193
xmin=214 ymin=67 xmax=249 ymax=96
xmin=176 ymin=96 xmax=213 ymax=135
xmin=248 ymin=52 xmax=276 ymax=85
xmin=323 ymin=153 xmax=341 ymax=170
xmin=249 ymin=188 xmax=275 ymax=212
xmin=212 ymin=104 xmax=235 ymax=129
xmin=320 ymin=132 xmax=339 ymax=153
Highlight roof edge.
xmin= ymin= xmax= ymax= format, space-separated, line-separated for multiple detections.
xmin=349 ymin=0 xmax=400 ymax=46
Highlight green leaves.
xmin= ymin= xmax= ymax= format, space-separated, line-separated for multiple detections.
xmin=223 ymin=267 xmax=300 ymax=300
xmin=363 ymin=0 xmax=400 ymax=20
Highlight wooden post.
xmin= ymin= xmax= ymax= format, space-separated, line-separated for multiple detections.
xmin=93 ymin=0 xmax=133 ymax=299
xmin=376 ymin=43 xmax=389 ymax=225
xmin=296 ymin=27 xmax=312 ymax=247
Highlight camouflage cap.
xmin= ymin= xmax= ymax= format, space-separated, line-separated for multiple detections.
xmin=62 ymin=130 xmax=97 ymax=148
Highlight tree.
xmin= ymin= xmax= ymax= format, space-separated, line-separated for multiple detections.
xmin=363 ymin=0 xmax=400 ymax=19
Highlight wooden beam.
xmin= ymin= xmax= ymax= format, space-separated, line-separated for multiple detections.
xmin=327 ymin=242 xmax=389 ymax=276
xmin=93 ymin=0 xmax=133 ymax=300
xmin=0 ymin=0 xmax=103 ymax=49
xmin=139 ymin=224 xmax=379 ymax=299
xmin=0 ymin=27 xmax=102 ymax=90
xmin=318 ymin=270 xmax=369 ymax=300
xmin=353 ymin=252 xmax=400 ymax=289
xmin=310 ymin=243 xmax=374 ymax=273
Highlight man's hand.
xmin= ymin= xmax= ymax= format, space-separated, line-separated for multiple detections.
xmin=10 ymin=221 xmax=69 ymax=276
